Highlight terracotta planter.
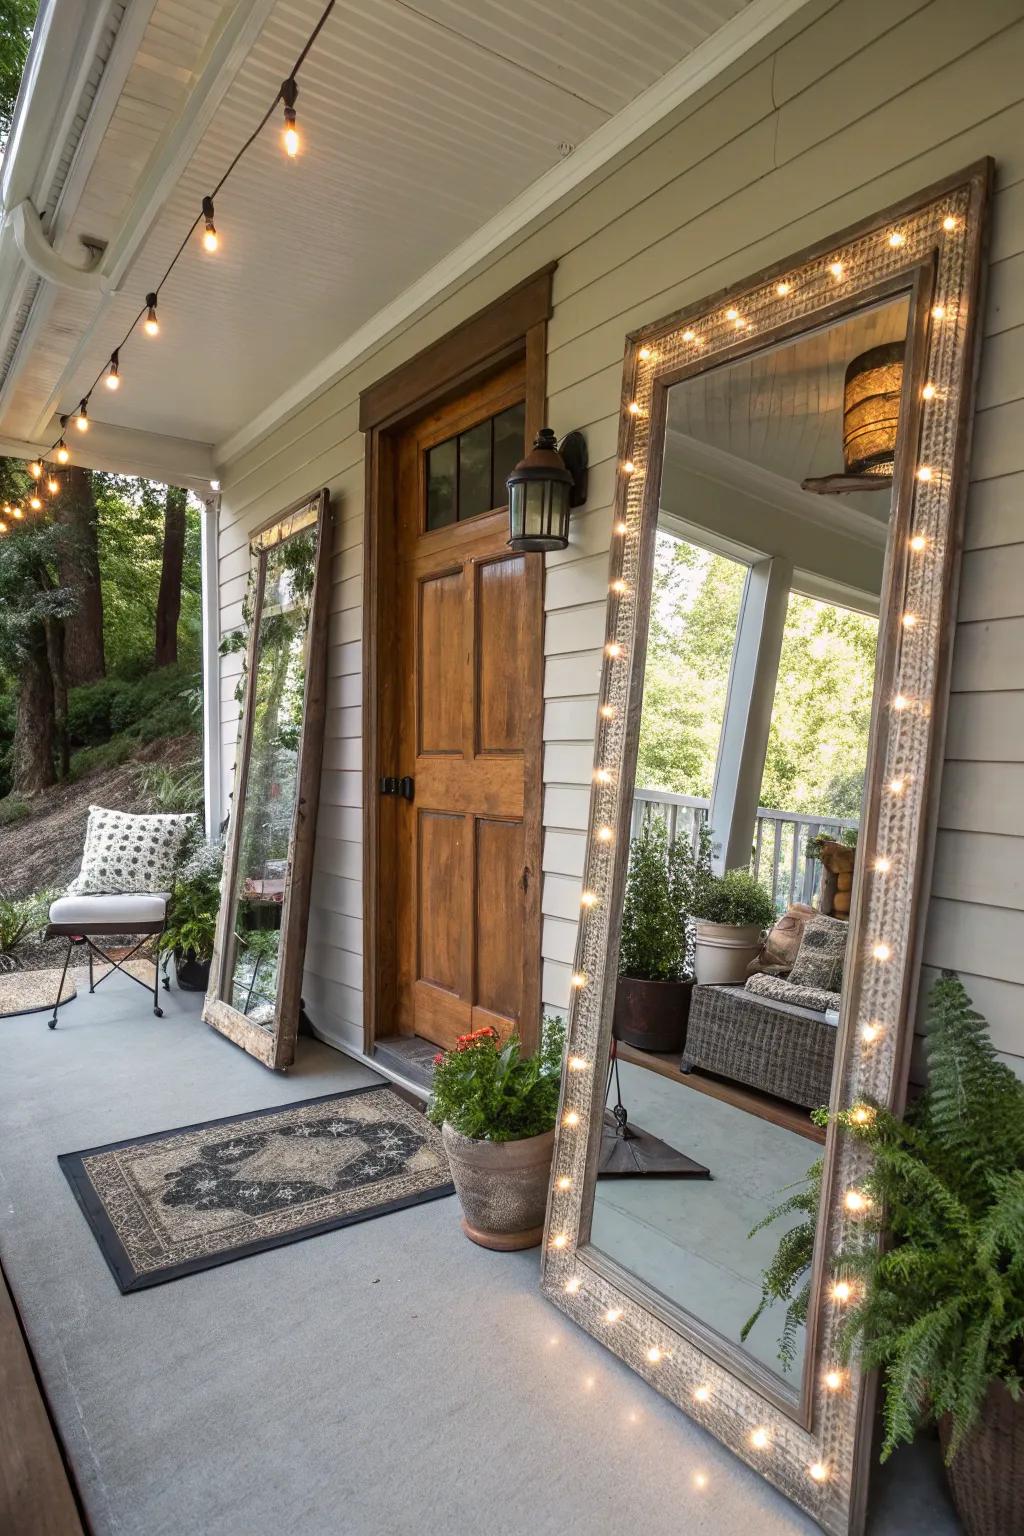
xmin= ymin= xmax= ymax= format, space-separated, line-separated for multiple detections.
xmin=441 ymin=1122 xmax=555 ymax=1251
xmin=939 ymin=1380 xmax=1024 ymax=1536
xmin=693 ymin=920 xmax=762 ymax=984
xmin=613 ymin=975 xmax=693 ymax=1053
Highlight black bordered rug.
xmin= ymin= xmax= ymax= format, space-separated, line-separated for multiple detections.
xmin=60 ymin=1085 xmax=453 ymax=1292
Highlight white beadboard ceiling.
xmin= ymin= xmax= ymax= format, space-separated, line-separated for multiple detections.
xmin=1 ymin=0 xmax=770 ymax=458
xmin=665 ymin=297 xmax=910 ymax=530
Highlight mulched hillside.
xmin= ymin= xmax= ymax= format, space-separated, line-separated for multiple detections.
xmin=2 ymin=734 xmax=198 ymax=900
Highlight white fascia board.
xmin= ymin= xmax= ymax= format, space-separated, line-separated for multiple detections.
xmin=0 ymin=420 xmax=215 ymax=490
xmin=215 ymin=0 xmax=812 ymax=469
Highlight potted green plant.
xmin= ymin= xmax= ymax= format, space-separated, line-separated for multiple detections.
xmin=690 ymin=866 xmax=776 ymax=984
xmin=615 ymin=817 xmax=700 ymax=1052
xmin=746 ymin=975 xmax=1024 ymax=1536
xmin=161 ymin=837 xmax=222 ymax=990
xmin=428 ymin=1017 xmax=564 ymax=1251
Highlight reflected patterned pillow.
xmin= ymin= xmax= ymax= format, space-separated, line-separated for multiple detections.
xmin=68 ymin=806 xmax=196 ymax=895
xmin=787 ymin=913 xmax=848 ymax=993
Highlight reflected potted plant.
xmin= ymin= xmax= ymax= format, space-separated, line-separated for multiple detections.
xmin=161 ymin=836 xmax=222 ymax=990
xmin=615 ymin=817 xmax=700 ymax=1053
xmin=690 ymin=866 xmax=776 ymax=984
xmin=428 ymin=1017 xmax=564 ymax=1251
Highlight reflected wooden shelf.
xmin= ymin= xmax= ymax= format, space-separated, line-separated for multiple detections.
xmin=615 ymin=1041 xmax=826 ymax=1145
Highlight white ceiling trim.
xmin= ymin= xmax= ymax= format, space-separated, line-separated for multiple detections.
xmin=215 ymin=0 xmax=812 ymax=468
xmin=665 ymin=428 xmax=890 ymax=550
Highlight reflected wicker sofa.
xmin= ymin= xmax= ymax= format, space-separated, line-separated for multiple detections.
xmin=680 ymin=983 xmax=837 ymax=1109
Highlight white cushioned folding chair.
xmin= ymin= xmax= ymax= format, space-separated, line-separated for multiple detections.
xmin=45 ymin=892 xmax=169 ymax=1030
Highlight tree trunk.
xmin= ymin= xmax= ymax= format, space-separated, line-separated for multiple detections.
xmin=55 ymin=466 xmax=105 ymax=686
xmin=45 ymin=616 xmax=70 ymax=780
xmin=12 ymin=626 xmax=56 ymax=792
xmin=155 ymin=485 xmax=187 ymax=668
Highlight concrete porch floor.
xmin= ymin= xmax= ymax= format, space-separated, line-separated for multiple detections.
xmin=0 ymin=974 xmax=958 ymax=1535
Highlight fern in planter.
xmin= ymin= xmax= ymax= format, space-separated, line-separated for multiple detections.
xmin=834 ymin=974 xmax=1024 ymax=1461
xmin=746 ymin=975 xmax=1024 ymax=1461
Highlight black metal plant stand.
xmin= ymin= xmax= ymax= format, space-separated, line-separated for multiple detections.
xmin=598 ymin=1039 xmax=711 ymax=1179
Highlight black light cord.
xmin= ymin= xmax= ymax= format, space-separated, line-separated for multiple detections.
xmin=42 ymin=0 xmax=337 ymax=461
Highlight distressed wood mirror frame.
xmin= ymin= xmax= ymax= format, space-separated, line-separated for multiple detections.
xmin=539 ymin=163 xmax=991 ymax=1536
xmin=204 ymin=489 xmax=332 ymax=1071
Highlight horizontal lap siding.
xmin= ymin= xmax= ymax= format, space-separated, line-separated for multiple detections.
xmin=217 ymin=0 xmax=1024 ymax=1072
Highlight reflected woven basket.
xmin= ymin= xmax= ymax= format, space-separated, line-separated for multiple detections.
xmin=939 ymin=1381 xmax=1024 ymax=1536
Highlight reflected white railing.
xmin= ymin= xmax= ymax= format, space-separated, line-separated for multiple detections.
xmin=631 ymin=786 xmax=859 ymax=911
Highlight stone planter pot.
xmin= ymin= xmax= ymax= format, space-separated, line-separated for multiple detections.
xmin=939 ymin=1380 xmax=1024 ymax=1536
xmin=174 ymin=948 xmax=211 ymax=991
xmin=441 ymin=1123 xmax=555 ymax=1251
xmin=613 ymin=975 xmax=693 ymax=1053
xmin=693 ymin=920 xmax=762 ymax=984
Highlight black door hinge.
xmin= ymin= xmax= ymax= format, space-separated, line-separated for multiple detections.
xmin=379 ymin=775 xmax=414 ymax=802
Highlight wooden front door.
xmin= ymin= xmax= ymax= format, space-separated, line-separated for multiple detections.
xmin=388 ymin=361 xmax=543 ymax=1052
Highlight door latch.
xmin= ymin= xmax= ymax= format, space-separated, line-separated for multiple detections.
xmin=379 ymin=775 xmax=415 ymax=802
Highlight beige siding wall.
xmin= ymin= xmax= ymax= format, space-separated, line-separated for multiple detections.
xmin=217 ymin=0 xmax=1024 ymax=1071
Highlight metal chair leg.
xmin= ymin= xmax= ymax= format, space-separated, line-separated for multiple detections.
xmin=88 ymin=943 xmax=94 ymax=993
xmin=49 ymin=939 xmax=74 ymax=1030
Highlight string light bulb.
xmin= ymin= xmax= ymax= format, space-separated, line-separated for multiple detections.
xmin=144 ymin=293 xmax=160 ymax=336
xmin=824 ymin=1369 xmax=844 ymax=1391
xmin=922 ymin=382 xmax=937 ymax=400
xmin=875 ymin=856 xmax=892 ymax=874
xmin=829 ymin=260 xmax=844 ymax=278
xmin=931 ymin=305 xmax=945 ymax=321
xmin=0 ymin=521 xmax=5 ymax=535
xmin=872 ymin=942 xmax=892 ymax=962
xmin=614 ymin=520 xmax=628 ymax=535
xmin=646 ymin=1347 xmax=662 ymax=1364
xmin=281 ymin=76 xmax=300 ymax=157
xmin=682 ymin=328 xmax=696 ymax=342
xmin=809 ymin=1462 xmax=829 ymax=1483
xmin=550 ymin=1233 xmax=568 ymax=1249
xmin=12 ymin=506 xmax=23 ymax=519
xmin=56 ymin=438 xmax=69 ymax=464
xmin=605 ymin=1307 xmax=623 ymax=1323
xmin=627 ymin=401 xmax=641 ymax=416
xmin=861 ymin=1021 xmax=882 ymax=1045
xmin=750 ymin=1428 xmax=770 ymax=1450
xmin=28 ymin=460 xmax=41 ymax=478
xmin=832 ymin=1279 xmax=853 ymax=1303
xmin=47 ymin=476 xmax=59 ymax=494
xmin=557 ymin=1175 xmax=572 ymax=1191
xmin=29 ymin=494 xmax=42 ymax=510
xmin=580 ymin=891 xmax=598 ymax=908
xmin=638 ymin=345 xmax=652 ymax=361
xmin=943 ymin=215 xmax=957 ymax=232
xmin=694 ymin=1384 xmax=711 ymax=1403
xmin=594 ymin=768 xmax=612 ymax=785
xmin=105 ymin=350 xmax=120 ymax=390
xmin=606 ymin=642 xmax=623 ymax=658
xmin=622 ymin=460 xmax=635 ymax=474
xmin=75 ymin=400 xmax=89 ymax=432
xmin=888 ymin=231 xmax=906 ymax=247
xmin=611 ymin=579 xmax=627 ymax=595
xmin=844 ymin=1188 xmax=870 ymax=1214
xmin=910 ymin=534 xmax=927 ymax=551
xmin=565 ymin=1276 xmax=581 ymax=1294
xmin=570 ymin=972 xmax=587 ymax=989
xmin=201 ymin=196 xmax=218 ymax=253
xmin=563 ymin=1110 xmax=580 ymax=1127
xmin=596 ymin=825 xmax=613 ymax=842
xmin=776 ymin=280 xmax=791 ymax=296
xmin=599 ymin=704 xmax=615 ymax=719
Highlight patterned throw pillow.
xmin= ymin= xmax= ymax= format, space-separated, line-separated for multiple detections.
xmin=68 ymin=806 xmax=196 ymax=895
xmin=787 ymin=913 xmax=848 ymax=994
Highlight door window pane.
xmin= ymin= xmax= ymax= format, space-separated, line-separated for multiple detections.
xmin=492 ymin=402 xmax=525 ymax=507
xmin=423 ymin=399 xmax=525 ymax=530
xmin=458 ymin=419 xmax=492 ymax=521
xmin=426 ymin=438 xmax=457 ymax=530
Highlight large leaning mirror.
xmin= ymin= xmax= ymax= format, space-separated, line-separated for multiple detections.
xmin=204 ymin=489 xmax=332 ymax=1071
xmin=540 ymin=164 xmax=990 ymax=1536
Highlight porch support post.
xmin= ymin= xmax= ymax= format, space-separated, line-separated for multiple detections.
xmin=200 ymin=492 xmax=222 ymax=841
xmin=708 ymin=554 xmax=791 ymax=873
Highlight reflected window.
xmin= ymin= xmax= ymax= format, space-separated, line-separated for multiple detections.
xmin=425 ymin=401 xmax=525 ymax=530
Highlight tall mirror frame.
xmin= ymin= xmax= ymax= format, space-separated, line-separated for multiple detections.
xmin=539 ymin=163 xmax=991 ymax=1536
xmin=204 ymin=488 xmax=332 ymax=1071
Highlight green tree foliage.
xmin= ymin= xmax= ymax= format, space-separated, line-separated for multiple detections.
xmin=619 ymin=818 xmax=708 ymax=981
xmin=94 ymin=475 xmax=202 ymax=676
xmin=0 ymin=1 xmax=35 ymax=145
xmin=637 ymin=532 xmax=879 ymax=818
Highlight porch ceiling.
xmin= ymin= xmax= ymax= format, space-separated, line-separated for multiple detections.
xmin=0 ymin=0 xmax=807 ymax=481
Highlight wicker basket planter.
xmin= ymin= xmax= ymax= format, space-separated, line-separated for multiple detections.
xmin=939 ymin=1380 xmax=1024 ymax=1536
xmin=441 ymin=1123 xmax=555 ymax=1251
xmin=613 ymin=975 xmax=693 ymax=1053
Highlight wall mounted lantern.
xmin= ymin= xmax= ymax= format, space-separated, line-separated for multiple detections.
xmin=507 ymin=427 xmax=588 ymax=551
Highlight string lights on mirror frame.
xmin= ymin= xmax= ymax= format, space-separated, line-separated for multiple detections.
xmin=1 ymin=1 xmax=336 ymax=533
xmin=539 ymin=172 xmax=987 ymax=1533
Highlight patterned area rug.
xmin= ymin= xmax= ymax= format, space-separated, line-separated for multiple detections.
xmin=0 ymin=968 xmax=76 ymax=1019
xmin=60 ymin=1086 xmax=453 ymax=1292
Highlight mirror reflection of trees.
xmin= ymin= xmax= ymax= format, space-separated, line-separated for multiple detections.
xmin=226 ymin=526 xmax=316 ymax=1026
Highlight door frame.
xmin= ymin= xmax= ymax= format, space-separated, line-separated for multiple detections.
xmin=360 ymin=265 xmax=555 ymax=1058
